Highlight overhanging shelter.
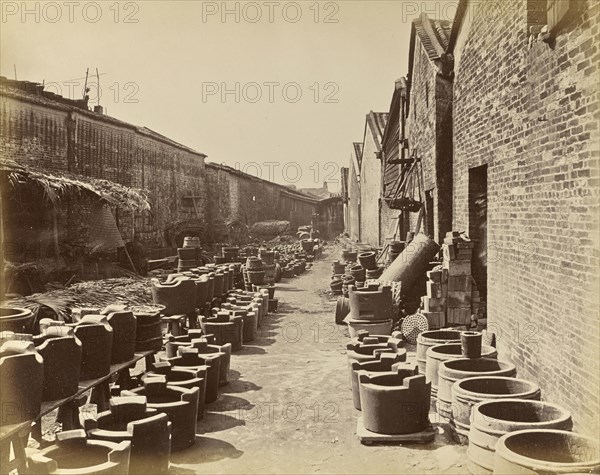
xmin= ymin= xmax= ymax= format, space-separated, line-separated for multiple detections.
xmin=0 ymin=157 xmax=151 ymax=297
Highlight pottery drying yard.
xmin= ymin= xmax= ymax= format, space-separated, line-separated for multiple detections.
xmin=167 ymin=248 xmax=465 ymax=475
xmin=2 ymin=1 xmax=600 ymax=474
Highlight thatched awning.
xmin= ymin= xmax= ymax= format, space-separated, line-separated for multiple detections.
xmin=0 ymin=158 xmax=151 ymax=211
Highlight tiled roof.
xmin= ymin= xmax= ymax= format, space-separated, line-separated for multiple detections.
xmin=413 ymin=13 xmax=452 ymax=61
xmin=0 ymin=76 xmax=206 ymax=157
xmin=366 ymin=111 xmax=389 ymax=153
xmin=352 ymin=142 xmax=364 ymax=175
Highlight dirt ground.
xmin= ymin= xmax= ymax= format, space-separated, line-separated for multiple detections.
xmin=169 ymin=247 xmax=467 ymax=475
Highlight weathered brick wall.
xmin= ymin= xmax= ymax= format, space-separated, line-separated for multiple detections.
xmin=205 ymin=163 xmax=319 ymax=240
xmin=0 ymin=92 xmax=206 ymax=249
xmin=406 ymin=35 xmax=453 ymax=243
xmin=360 ymin=130 xmax=382 ymax=247
xmin=347 ymin=162 xmax=361 ymax=241
xmin=452 ymin=0 xmax=600 ymax=435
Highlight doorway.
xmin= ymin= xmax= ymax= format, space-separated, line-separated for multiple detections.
xmin=469 ymin=165 xmax=488 ymax=302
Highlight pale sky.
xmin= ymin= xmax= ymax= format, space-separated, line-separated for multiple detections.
xmin=1 ymin=0 xmax=458 ymax=190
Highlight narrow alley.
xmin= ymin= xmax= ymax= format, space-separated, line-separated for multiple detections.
xmin=169 ymin=247 xmax=465 ymax=475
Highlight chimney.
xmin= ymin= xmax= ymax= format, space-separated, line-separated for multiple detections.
xmin=323 ymin=181 xmax=328 ymax=190
xmin=94 ymin=105 xmax=104 ymax=115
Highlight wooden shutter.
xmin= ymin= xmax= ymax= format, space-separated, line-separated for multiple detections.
xmin=547 ymin=0 xmax=572 ymax=33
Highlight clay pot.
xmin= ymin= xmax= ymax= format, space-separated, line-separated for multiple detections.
xmin=493 ymin=430 xmax=599 ymax=475
xmin=332 ymin=261 xmax=346 ymax=275
xmin=425 ymin=343 xmax=497 ymax=400
xmin=74 ymin=315 xmax=114 ymax=380
xmin=348 ymin=284 xmax=393 ymax=321
xmin=437 ymin=358 xmax=517 ymax=420
xmin=106 ymin=311 xmax=137 ymax=364
xmin=149 ymin=362 xmax=207 ymax=420
xmin=186 ymin=338 xmax=231 ymax=387
xmin=359 ymin=366 xmax=430 ymax=434
xmin=451 ymin=376 xmax=542 ymax=444
xmin=467 ymin=400 xmax=573 ymax=474
xmin=34 ymin=326 xmax=82 ymax=401
xmin=247 ymin=270 xmax=266 ymax=285
xmin=358 ymin=251 xmax=377 ymax=270
xmin=0 ymin=340 xmax=44 ymax=424
xmin=85 ymin=396 xmax=171 ymax=475
xmin=461 ymin=331 xmax=483 ymax=358
xmin=350 ymin=353 xmax=409 ymax=410
xmin=151 ymin=278 xmax=197 ymax=316
xmin=246 ymin=257 xmax=263 ymax=270
xmin=0 ymin=307 xmax=35 ymax=333
xmin=178 ymin=247 xmax=197 ymax=260
xmin=341 ymin=250 xmax=357 ymax=263
xmin=222 ymin=246 xmax=239 ymax=262
xmin=28 ymin=430 xmax=132 ymax=475
xmin=123 ymin=377 xmax=199 ymax=451
xmin=349 ymin=264 xmax=366 ymax=282
xmin=166 ymin=348 xmax=220 ymax=403
xmin=366 ymin=266 xmax=384 ymax=279
xmin=415 ymin=329 xmax=462 ymax=375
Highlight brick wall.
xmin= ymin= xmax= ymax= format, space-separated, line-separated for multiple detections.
xmin=360 ymin=127 xmax=382 ymax=247
xmin=347 ymin=159 xmax=361 ymax=241
xmin=205 ymin=163 xmax=322 ymax=240
xmin=452 ymin=0 xmax=600 ymax=435
xmin=0 ymin=89 xmax=206 ymax=250
xmin=406 ymin=33 xmax=453 ymax=243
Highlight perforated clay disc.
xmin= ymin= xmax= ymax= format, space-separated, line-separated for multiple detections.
xmin=401 ymin=313 xmax=429 ymax=344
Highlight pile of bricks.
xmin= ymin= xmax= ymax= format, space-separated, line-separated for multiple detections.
xmin=421 ymin=232 xmax=480 ymax=328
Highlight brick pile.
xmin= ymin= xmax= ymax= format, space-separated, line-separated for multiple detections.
xmin=421 ymin=232 xmax=481 ymax=328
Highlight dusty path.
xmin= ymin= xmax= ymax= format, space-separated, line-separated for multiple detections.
xmin=170 ymin=248 xmax=466 ymax=474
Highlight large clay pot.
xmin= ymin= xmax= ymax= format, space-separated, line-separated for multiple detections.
xmin=358 ymin=251 xmax=377 ymax=270
xmin=493 ymin=429 xmax=599 ymax=475
xmin=416 ymin=329 xmax=462 ymax=375
xmin=123 ymin=377 xmax=199 ymax=451
xmin=151 ymin=278 xmax=197 ymax=316
xmin=351 ymin=354 xmax=409 ymax=409
xmin=105 ymin=311 xmax=137 ymax=364
xmin=0 ymin=340 xmax=44 ymax=424
xmin=348 ymin=284 xmax=393 ymax=321
xmin=359 ymin=366 xmax=430 ymax=435
xmin=131 ymin=306 xmax=164 ymax=352
xmin=27 ymin=430 xmax=131 ymax=475
xmin=451 ymin=377 xmax=542 ymax=444
xmin=166 ymin=348 xmax=220 ymax=403
xmin=425 ymin=343 xmax=497 ymax=398
xmin=85 ymin=396 xmax=171 ymax=475
xmin=74 ymin=315 xmax=114 ymax=381
xmin=148 ymin=362 xmax=207 ymax=421
xmin=201 ymin=313 xmax=238 ymax=349
xmin=186 ymin=338 xmax=231 ymax=387
xmin=467 ymin=400 xmax=572 ymax=475
xmin=437 ymin=358 xmax=517 ymax=420
xmin=34 ymin=325 xmax=82 ymax=401
xmin=0 ymin=307 xmax=35 ymax=333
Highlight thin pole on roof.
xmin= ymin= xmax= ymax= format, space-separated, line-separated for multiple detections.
xmin=13 ymin=64 xmax=17 ymax=80
xmin=96 ymin=68 xmax=100 ymax=106
xmin=83 ymin=68 xmax=89 ymax=100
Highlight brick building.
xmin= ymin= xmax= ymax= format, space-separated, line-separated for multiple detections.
xmin=1 ymin=77 xmax=343 ymax=263
xmin=346 ymin=142 xmax=363 ymax=241
xmin=448 ymin=0 xmax=599 ymax=434
xmin=359 ymin=111 xmax=389 ymax=247
xmin=405 ymin=13 xmax=454 ymax=243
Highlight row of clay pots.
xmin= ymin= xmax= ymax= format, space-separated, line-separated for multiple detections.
xmin=0 ymin=308 xmax=142 ymax=421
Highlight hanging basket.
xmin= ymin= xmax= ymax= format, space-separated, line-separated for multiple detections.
xmin=384 ymin=197 xmax=422 ymax=212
